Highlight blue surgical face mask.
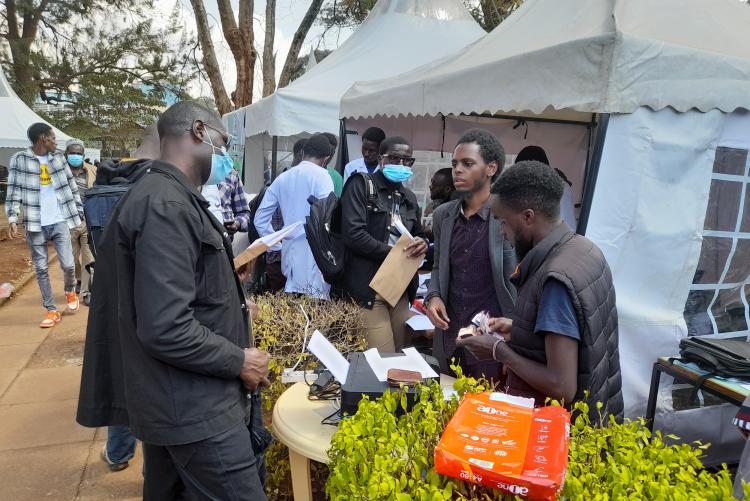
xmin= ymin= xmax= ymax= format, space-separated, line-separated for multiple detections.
xmin=202 ymin=130 xmax=234 ymax=185
xmin=382 ymin=164 xmax=413 ymax=183
xmin=67 ymin=154 xmax=84 ymax=168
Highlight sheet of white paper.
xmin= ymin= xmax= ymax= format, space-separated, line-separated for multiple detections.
xmin=306 ymin=330 xmax=350 ymax=384
xmin=363 ymin=347 xmax=439 ymax=382
xmin=393 ymin=219 xmax=415 ymax=241
xmin=402 ymin=347 xmax=439 ymax=379
xmin=259 ymin=221 xmax=303 ymax=247
xmin=405 ymin=314 xmax=434 ymax=331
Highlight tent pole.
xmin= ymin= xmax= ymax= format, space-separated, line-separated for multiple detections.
xmin=577 ymin=113 xmax=610 ymax=235
xmin=338 ymin=118 xmax=349 ymax=173
xmin=271 ymin=135 xmax=278 ymax=180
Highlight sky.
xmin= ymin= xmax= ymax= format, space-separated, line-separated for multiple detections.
xmin=154 ymin=0 xmax=355 ymax=102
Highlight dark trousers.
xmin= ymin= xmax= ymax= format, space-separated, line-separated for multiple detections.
xmin=142 ymin=422 xmax=266 ymax=501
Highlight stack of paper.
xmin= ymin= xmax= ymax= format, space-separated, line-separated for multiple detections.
xmin=363 ymin=347 xmax=439 ymax=382
xmin=306 ymin=330 xmax=350 ymax=384
xmin=233 ymin=221 xmax=303 ymax=269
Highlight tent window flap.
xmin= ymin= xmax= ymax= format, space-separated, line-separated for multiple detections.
xmin=685 ymin=146 xmax=750 ymax=337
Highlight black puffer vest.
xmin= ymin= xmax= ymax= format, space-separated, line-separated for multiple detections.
xmin=506 ymin=223 xmax=623 ymax=424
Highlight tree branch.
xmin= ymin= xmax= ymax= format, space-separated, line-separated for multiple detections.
xmin=188 ymin=0 xmax=233 ymax=114
xmin=278 ymin=0 xmax=324 ymax=88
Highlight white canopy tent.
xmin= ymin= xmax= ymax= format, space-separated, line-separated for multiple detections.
xmin=339 ymin=0 xmax=750 ymax=464
xmin=223 ymin=0 xmax=485 ymax=193
xmin=0 ymin=68 xmax=73 ymax=168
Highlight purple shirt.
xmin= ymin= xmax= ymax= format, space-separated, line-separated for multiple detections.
xmin=444 ymin=203 xmax=502 ymax=361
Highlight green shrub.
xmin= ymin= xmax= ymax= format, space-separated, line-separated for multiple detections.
xmin=251 ymin=292 xmax=367 ymax=500
xmin=326 ymin=371 xmax=739 ymax=500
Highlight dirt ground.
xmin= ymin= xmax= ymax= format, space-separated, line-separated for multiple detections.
xmin=0 ymin=229 xmax=33 ymax=286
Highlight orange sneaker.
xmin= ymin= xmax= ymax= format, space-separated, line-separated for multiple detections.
xmin=66 ymin=291 xmax=79 ymax=312
xmin=40 ymin=310 xmax=61 ymax=328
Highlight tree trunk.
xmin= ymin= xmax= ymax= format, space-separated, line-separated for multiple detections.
xmin=4 ymin=0 xmax=45 ymax=105
xmin=262 ymin=0 xmax=277 ymax=97
xmin=188 ymin=0 xmax=233 ymax=115
xmin=277 ymin=0 xmax=325 ymax=88
xmin=217 ymin=0 xmax=256 ymax=109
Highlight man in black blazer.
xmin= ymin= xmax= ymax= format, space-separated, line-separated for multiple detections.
xmin=425 ymin=129 xmax=516 ymax=379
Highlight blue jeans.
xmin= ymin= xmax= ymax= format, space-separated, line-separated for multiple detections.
xmin=26 ymin=222 xmax=76 ymax=311
xmin=107 ymin=426 xmax=137 ymax=464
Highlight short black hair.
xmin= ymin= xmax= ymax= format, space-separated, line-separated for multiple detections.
xmin=379 ymin=136 xmax=411 ymax=155
xmin=157 ymin=101 xmax=223 ymax=139
xmin=321 ymin=132 xmax=338 ymax=150
xmin=516 ymin=145 xmax=549 ymax=165
xmin=455 ymin=128 xmax=505 ymax=175
xmin=490 ymin=160 xmax=564 ymax=219
xmin=28 ymin=123 xmax=52 ymax=144
xmin=433 ymin=167 xmax=454 ymax=185
xmin=362 ymin=127 xmax=386 ymax=144
xmin=293 ymin=138 xmax=307 ymax=156
xmin=303 ymin=134 xmax=334 ymax=159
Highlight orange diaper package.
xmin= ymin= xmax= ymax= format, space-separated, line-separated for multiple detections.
xmin=435 ymin=392 xmax=570 ymax=500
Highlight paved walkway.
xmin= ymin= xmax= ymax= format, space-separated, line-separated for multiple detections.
xmin=0 ymin=265 xmax=142 ymax=500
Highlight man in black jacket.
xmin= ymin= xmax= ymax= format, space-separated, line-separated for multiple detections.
xmin=77 ymin=101 xmax=270 ymax=500
xmin=333 ymin=136 xmax=428 ymax=352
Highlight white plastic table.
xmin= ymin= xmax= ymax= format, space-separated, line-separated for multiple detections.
xmin=272 ymin=374 xmax=456 ymax=500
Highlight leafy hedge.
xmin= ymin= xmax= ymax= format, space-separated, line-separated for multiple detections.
xmin=326 ymin=369 xmax=742 ymax=500
xmin=251 ymin=293 xmax=367 ymax=500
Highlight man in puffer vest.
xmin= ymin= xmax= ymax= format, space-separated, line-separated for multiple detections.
xmin=457 ymin=160 xmax=623 ymax=424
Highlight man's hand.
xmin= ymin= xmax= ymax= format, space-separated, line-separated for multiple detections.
xmin=8 ymin=223 xmax=19 ymax=240
xmin=236 ymin=259 xmax=255 ymax=284
xmin=404 ymin=237 xmax=428 ymax=258
xmin=225 ymin=220 xmax=241 ymax=234
xmin=488 ymin=317 xmax=513 ymax=341
xmin=457 ymin=333 xmax=504 ymax=362
xmin=425 ymin=296 xmax=450 ymax=331
xmin=240 ymin=348 xmax=270 ymax=390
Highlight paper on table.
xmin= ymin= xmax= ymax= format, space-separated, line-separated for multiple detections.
xmin=306 ymin=330 xmax=350 ymax=384
xmin=363 ymin=347 xmax=439 ymax=382
xmin=406 ymin=314 xmax=435 ymax=331
xmin=233 ymin=221 xmax=303 ymax=269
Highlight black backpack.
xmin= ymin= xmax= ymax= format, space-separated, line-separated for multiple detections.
xmin=84 ymin=159 xmax=150 ymax=257
xmin=305 ymin=173 xmax=377 ymax=284
xmin=677 ymin=335 xmax=750 ymax=379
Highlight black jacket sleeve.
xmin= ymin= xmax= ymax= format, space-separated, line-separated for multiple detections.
xmin=340 ymin=175 xmax=391 ymax=261
xmin=132 ymin=199 xmax=245 ymax=379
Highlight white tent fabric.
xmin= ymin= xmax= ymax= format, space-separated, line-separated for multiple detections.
xmin=0 ymin=68 xmax=72 ymax=149
xmin=341 ymin=0 xmax=750 ymax=119
xmin=239 ymin=0 xmax=485 ymax=137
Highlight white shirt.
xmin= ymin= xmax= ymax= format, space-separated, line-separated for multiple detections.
xmin=254 ymin=161 xmax=334 ymax=298
xmin=561 ymin=184 xmax=577 ymax=231
xmin=201 ymin=184 xmax=224 ymax=223
xmin=37 ymin=155 xmax=64 ymax=227
xmin=343 ymin=157 xmax=379 ymax=182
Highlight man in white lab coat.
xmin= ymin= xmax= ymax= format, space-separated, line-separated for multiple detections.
xmin=254 ymin=134 xmax=334 ymax=298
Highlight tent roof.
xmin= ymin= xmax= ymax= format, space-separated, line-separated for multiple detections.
xmin=340 ymin=0 xmax=750 ymax=120
xmin=0 ymin=68 xmax=72 ymax=149
xmin=237 ymin=0 xmax=485 ymax=137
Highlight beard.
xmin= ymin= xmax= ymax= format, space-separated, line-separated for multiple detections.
xmin=513 ymin=236 xmax=533 ymax=261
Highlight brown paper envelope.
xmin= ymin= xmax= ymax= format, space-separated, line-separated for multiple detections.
xmin=233 ymin=240 xmax=270 ymax=269
xmin=369 ymin=235 xmax=422 ymax=307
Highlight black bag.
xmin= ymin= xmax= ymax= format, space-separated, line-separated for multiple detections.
xmin=305 ymin=172 xmax=377 ymax=284
xmin=678 ymin=335 xmax=750 ymax=379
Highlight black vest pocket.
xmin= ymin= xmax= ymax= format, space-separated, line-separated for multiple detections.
xmin=197 ymin=236 xmax=230 ymax=303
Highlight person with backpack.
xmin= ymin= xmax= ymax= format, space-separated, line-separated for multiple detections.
xmin=5 ymin=123 xmax=81 ymax=328
xmin=78 ymin=102 xmax=270 ymax=499
xmin=332 ymin=136 xmax=428 ymax=352
xmin=254 ymin=134 xmax=334 ymax=299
